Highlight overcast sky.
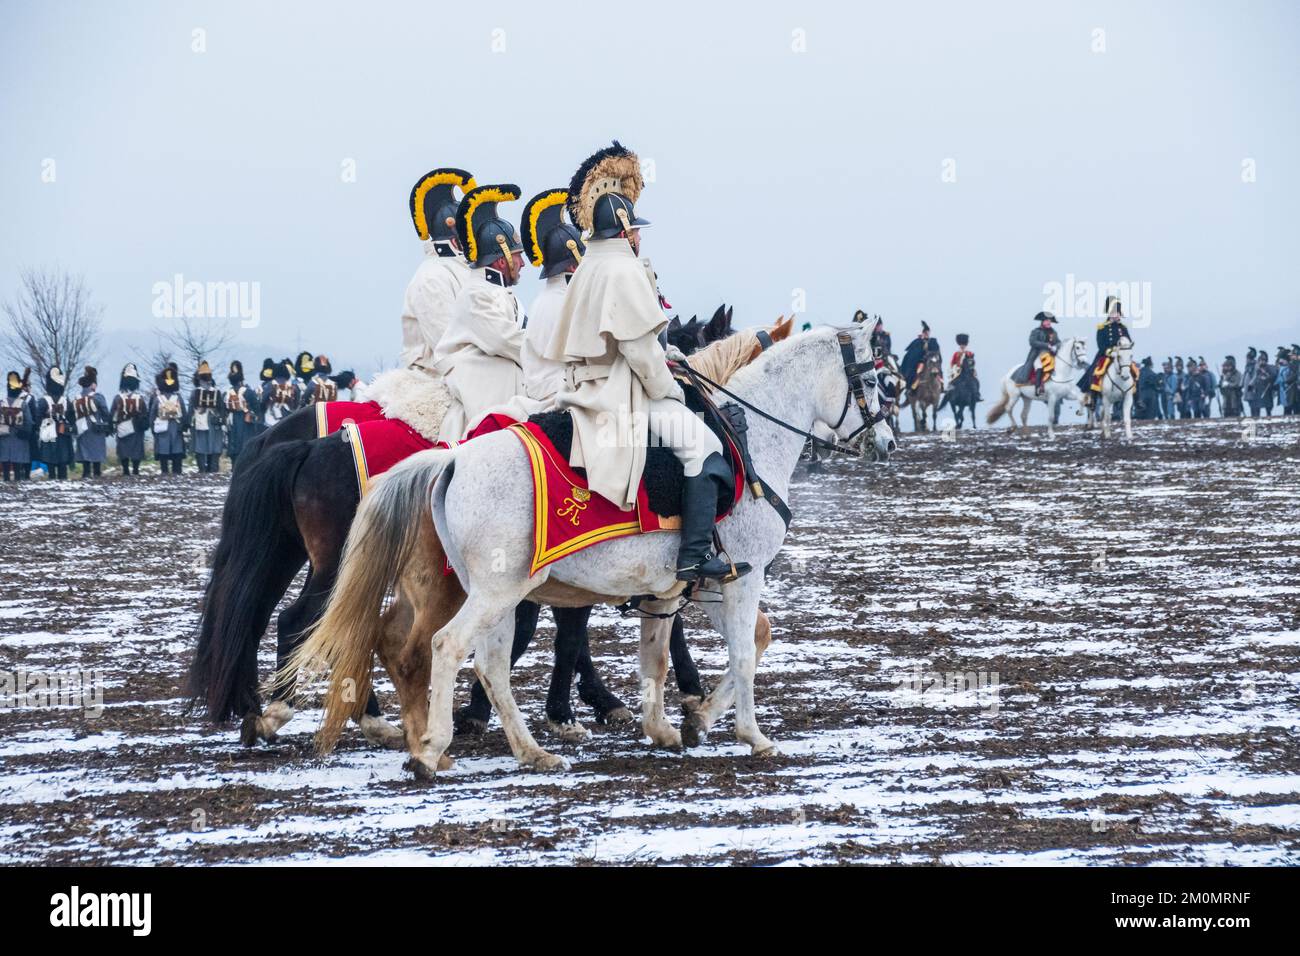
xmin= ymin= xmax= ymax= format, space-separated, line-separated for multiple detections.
xmin=2 ymin=0 xmax=1297 ymax=408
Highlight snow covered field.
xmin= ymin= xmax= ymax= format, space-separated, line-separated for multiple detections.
xmin=1 ymin=416 xmax=1298 ymax=865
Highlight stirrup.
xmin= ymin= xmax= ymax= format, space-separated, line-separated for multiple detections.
xmin=676 ymin=553 xmax=752 ymax=584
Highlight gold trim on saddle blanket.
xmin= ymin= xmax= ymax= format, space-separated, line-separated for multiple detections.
xmin=315 ymin=402 xmax=329 ymax=438
xmin=507 ymin=423 xmax=647 ymax=577
xmin=343 ymin=421 xmax=371 ymax=498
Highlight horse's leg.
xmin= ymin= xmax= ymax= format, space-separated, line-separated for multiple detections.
xmin=709 ymin=576 xmax=772 ymax=756
xmin=669 ymin=612 xmax=707 ymax=703
xmin=682 ymin=608 xmax=773 ymax=748
xmin=1123 ymin=392 xmax=1134 ymax=440
xmin=638 ymin=607 xmax=681 ymax=749
xmin=470 ymin=607 xmax=570 ymax=772
xmin=455 ymin=600 xmax=539 ymax=735
xmin=569 ymin=606 xmax=633 ymax=724
xmin=253 ymin=574 xmax=313 ymax=743
xmin=545 ymin=605 xmax=593 ymax=742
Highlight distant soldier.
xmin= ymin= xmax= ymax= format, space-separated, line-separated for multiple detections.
xmin=35 ymin=366 xmax=76 ymax=480
xmin=190 ymin=359 xmax=224 ymax=473
xmin=1136 ymin=357 xmax=1163 ymax=419
xmin=223 ymin=360 xmax=261 ymax=464
xmin=150 ymin=364 xmax=188 ymax=474
xmin=261 ymin=359 xmax=300 ymax=427
xmin=1219 ymin=356 xmax=1243 ymax=418
xmin=110 ymin=363 xmax=149 ymax=476
xmin=71 ymin=366 xmax=110 ymax=478
xmin=1 ymin=370 xmax=34 ymax=481
xmin=1249 ymin=351 xmax=1274 ymax=417
xmin=293 ymin=351 xmax=317 ymax=403
xmin=1159 ymin=358 xmax=1176 ymax=420
xmin=868 ymin=315 xmax=893 ymax=362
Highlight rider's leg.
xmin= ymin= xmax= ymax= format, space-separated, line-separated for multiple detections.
xmin=645 ymin=398 xmax=751 ymax=583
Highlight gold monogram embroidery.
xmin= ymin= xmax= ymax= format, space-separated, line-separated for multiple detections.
xmin=556 ymin=486 xmax=591 ymax=526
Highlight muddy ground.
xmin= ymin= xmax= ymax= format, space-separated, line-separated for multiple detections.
xmin=1 ymin=415 xmax=1298 ymax=865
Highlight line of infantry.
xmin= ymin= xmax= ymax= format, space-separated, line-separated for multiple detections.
xmin=0 ymin=351 xmax=358 ymax=480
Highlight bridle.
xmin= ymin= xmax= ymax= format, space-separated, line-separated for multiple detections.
xmin=1104 ymin=345 xmax=1135 ymax=393
xmin=676 ymin=329 xmax=889 ymax=457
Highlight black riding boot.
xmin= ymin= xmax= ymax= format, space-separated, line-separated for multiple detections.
xmin=676 ymin=452 xmax=751 ymax=583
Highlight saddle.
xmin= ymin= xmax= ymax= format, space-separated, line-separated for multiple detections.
xmin=525 ymin=380 xmax=744 ymax=520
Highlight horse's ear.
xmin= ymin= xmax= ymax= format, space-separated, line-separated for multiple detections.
xmin=705 ymin=305 xmax=728 ymax=341
xmin=725 ymin=305 xmax=734 ymax=330
xmin=668 ymin=315 xmax=681 ymax=332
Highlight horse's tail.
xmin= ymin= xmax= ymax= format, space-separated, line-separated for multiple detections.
xmin=187 ymin=441 xmax=311 ymax=723
xmin=279 ymin=448 xmax=453 ymax=754
xmin=986 ymin=382 xmax=1011 ymax=425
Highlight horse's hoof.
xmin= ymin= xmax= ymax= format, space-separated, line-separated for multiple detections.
xmin=239 ymin=714 xmax=260 ymax=748
xmin=680 ymin=716 xmax=707 ymax=749
xmin=753 ymin=743 xmax=781 ymax=759
xmin=599 ymin=706 xmax=634 ymax=726
xmin=453 ymin=709 xmax=489 ymax=736
xmin=546 ymin=719 xmax=591 ymax=743
xmin=524 ymin=752 xmax=571 ymax=773
xmin=358 ymin=714 xmax=406 ymax=750
xmin=404 ymin=757 xmax=442 ymax=782
xmin=649 ymin=728 xmax=683 ymax=750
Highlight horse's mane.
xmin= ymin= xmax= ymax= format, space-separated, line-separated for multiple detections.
xmin=725 ymin=325 xmax=848 ymax=398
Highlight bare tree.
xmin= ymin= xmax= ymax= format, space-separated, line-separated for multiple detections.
xmin=1 ymin=267 xmax=103 ymax=379
xmin=156 ymin=315 xmax=233 ymax=382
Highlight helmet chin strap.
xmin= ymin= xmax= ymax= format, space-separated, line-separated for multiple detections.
xmin=565 ymin=238 xmax=582 ymax=266
xmin=494 ymin=235 xmax=516 ymax=283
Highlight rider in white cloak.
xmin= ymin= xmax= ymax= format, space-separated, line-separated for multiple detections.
xmin=543 ymin=142 xmax=749 ymax=583
xmin=399 ymin=168 xmax=476 ymax=374
xmin=520 ymin=189 xmax=586 ymax=403
xmin=432 ymin=184 xmax=529 ymax=441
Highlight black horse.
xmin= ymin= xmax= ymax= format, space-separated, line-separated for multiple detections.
xmin=938 ymin=354 xmax=980 ymax=429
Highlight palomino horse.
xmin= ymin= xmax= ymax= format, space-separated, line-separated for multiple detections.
xmin=288 ymin=325 xmax=895 ymax=777
xmin=908 ymin=350 xmax=945 ymax=432
xmin=987 ymin=336 xmax=1089 ymax=438
xmin=1086 ymin=336 xmax=1136 ymax=440
xmin=938 ymin=353 xmax=979 ymax=429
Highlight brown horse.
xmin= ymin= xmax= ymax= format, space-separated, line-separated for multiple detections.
xmin=909 ymin=349 xmax=945 ymax=432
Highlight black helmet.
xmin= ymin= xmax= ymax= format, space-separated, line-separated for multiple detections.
xmin=409 ymin=167 xmax=476 ymax=254
xmin=455 ymin=184 xmax=523 ymax=271
xmin=956 ymin=333 xmax=969 ymax=347
xmin=229 ymin=360 xmax=244 ymax=385
xmin=295 ymin=351 xmax=315 ymax=379
xmin=522 ymin=189 xmax=585 ymax=279
xmin=568 ymin=141 xmax=649 ymax=241
xmin=260 ymin=357 xmax=276 ymax=381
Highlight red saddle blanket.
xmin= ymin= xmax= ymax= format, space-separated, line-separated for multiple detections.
xmin=342 ymin=416 xmax=434 ymax=496
xmin=315 ymin=400 xmax=384 ymax=438
xmin=468 ymin=413 xmax=743 ymax=577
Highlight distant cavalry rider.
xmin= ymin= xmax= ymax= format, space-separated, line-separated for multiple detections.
xmin=1078 ymin=296 xmax=1132 ymax=408
xmin=1 ymin=370 xmax=34 ymax=481
xmin=111 ymin=363 xmax=150 ymax=476
xmin=35 ymin=366 xmax=75 ymax=480
xmin=948 ymin=333 xmax=981 ymax=401
xmin=401 ymin=167 xmax=476 ymax=374
xmin=1012 ymin=311 xmax=1059 ymax=396
xmin=432 ymin=183 xmax=529 ymax=440
xmin=223 ymin=360 xmax=262 ymax=465
xmin=899 ymin=320 xmax=933 ymax=401
xmin=190 ymin=359 xmax=224 ymax=473
xmin=150 ymin=363 xmax=188 ymax=474
xmin=71 ymin=365 xmax=110 ymax=478
xmin=543 ymin=141 xmax=748 ymax=583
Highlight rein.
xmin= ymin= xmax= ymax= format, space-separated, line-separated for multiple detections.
xmin=674 ymin=331 xmax=889 ymax=458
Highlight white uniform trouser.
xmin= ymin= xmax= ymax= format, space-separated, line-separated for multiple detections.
xmin=646 ymin=397 xmax=722 ymax=478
